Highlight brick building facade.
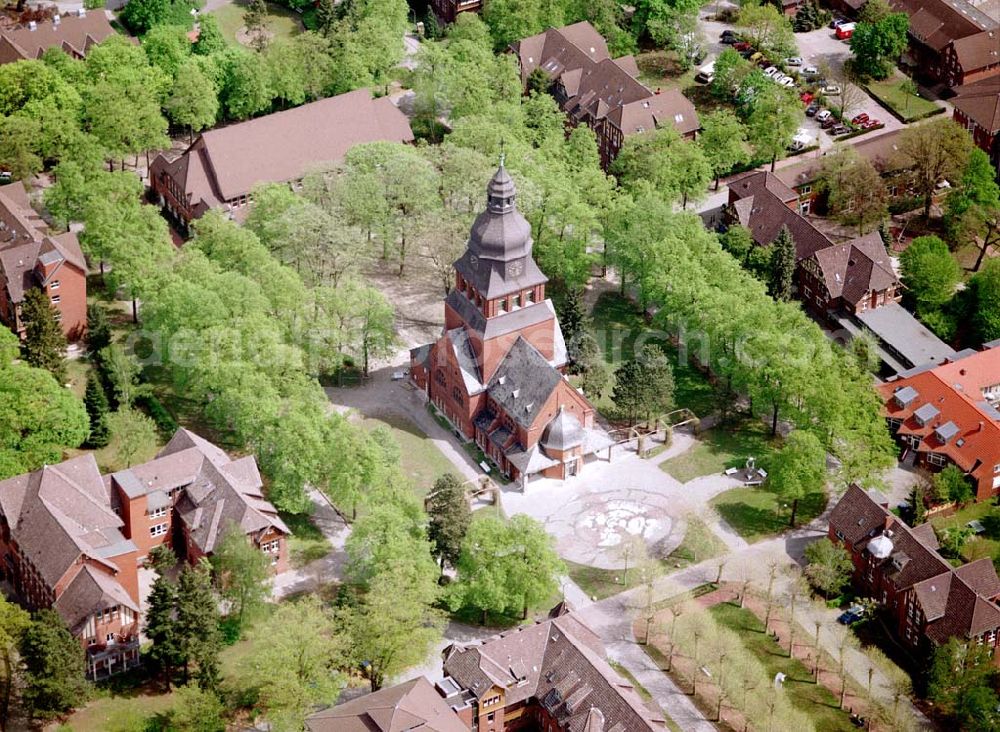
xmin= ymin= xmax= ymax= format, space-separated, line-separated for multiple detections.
xmin=411 ymin=165 xmax=611 ymax=485
xmin=829 ymin=485 xmax=1000 ymax=654
xmin=0 ymin=182 xmax=87 ymax=341
xmin=509 ymin=22 xmax=699 ymax=169
xmin=952 ymin=77 xmax=1000 ymax=176
xmin=0 ymin=429 xmax=289 ymax=679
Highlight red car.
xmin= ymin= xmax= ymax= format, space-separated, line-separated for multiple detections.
xmin=862 ymin=119 xmax=881 ymax=129
xmin=734 ymin=41 xmax=752 ymax=51
xmin=800 ymin=92 xmax=814 ymax=105
xmin=851 ymin=113 xmax=869 ymax=125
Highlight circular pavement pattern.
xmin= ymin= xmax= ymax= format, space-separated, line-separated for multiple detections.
xmin=550 ymin=488 xmax=685 ymax=570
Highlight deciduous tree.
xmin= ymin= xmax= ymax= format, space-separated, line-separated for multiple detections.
xmin=899 ymin=235 xmax=960 ymax=314
xmin=897 ymin=117 xmax=972 ymax=218
xmin=339 ymin=560 xmax=444 ymax=691
xmin=165 ymin=60 xmax=219 ymax=140
xmin=0 ymin=597 xmax=28 ymax=732
xmin=238 ymin=597 xmax=344 ymax=730
xmin=768 ymin=431 xmax=826 ymax=526
xmin=211 ymin=522 xmax=271 ymax=630
xmin=106 ymin=407 xmax=158 ymax=469
xmin=698 ymin=111 xmax=751 ymax=189
xmin=803 ymin=538 xmax=853 ymax=597
xmin=849 ymin=0 xmax=909 ymax=79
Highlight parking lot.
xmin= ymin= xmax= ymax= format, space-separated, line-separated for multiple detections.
xmin=698 ymin=1 xmax=904 ymax=152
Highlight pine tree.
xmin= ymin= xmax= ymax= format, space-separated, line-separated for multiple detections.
xmin=175 ymin=560 xmax=221 ymax=690
xmin=427 ymin=474 xmax=472 ymax=570
xmin=146 ymin=574 xmax=181 ymax=689
xmin=84 ymin=373 xmax=110 ymax=448
xmin=878 ymin=218 xmax=894 ymax=249
xmin=86 ymin=304 xmax=112 ymax=356
xmin=20 ymin=288 xmax=66 ymax=382
xmin=560 ymin=289 xmax=588 ymax=373
xmin=315 ymin=0 xmax=336 ymax=37
xmin=19 ymin=610 xmax=86 ymax=720
xmin=768 ymin=226 xmax=797 ymax=302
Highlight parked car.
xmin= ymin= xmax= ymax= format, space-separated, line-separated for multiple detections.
xmin=830 ymin=16 xmax=847 ymax=28
xmin=802 ymin=65 xmax=819 ymax=76
xmin=836 ymin=22 xmax=856 ymax=39
xmin=821 ymin=115 xmax=838 ymax=128
xmin=829 ymin=124 xmax=851 ymax=135
xmin=785 ymin=56 xmax=803 ymax=66
xmin=815 ymin=109 xmax=832 ymax=122
xmin=778 ymin=76 xmax=796 ymax=87
xmin=749 ymin=51 xmax=765 ymax=63
xmin=720 ymin=34 xmax=736 ymax=44
xmin=837 ymin=604 xmax=865 ymax=625
xmin=805 ymin=102 xmax=821 ymax=116
xmin=721 ymin=29 xmax=737 ymax=39
xmin=734 ymin=41 xmax=752 ymax=51
xmin=763 ymin=65 xmax=780 ymax=78
xmin=788 ymin=128 xmax=813 ymax=151
xmin=822 ymin=84 xmax=841 ymax=95
xmin=695 ymin=61 xmax=716 ymax=84
xmin=851 ymin=113 xmax=870 ymax=125
xmin=862 ymin=119 xmax=882 ymax=129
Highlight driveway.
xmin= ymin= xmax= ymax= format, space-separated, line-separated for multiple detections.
xmin=699 ymin=5 xmax=905 ymax=155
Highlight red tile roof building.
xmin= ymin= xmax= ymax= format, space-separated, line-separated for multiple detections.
xmin=509 ymin=22 xmax=699 ymax=169
xmin=880 ymin=344 xmax=1000 ymax=501
xmin=148 ymin=89 xmax=414 ymax=230
xmin=829 ymin=485 xmax=1000 ymax=652
xmin=441 ymin=603 xmax=667 ymax=732
xmin=952 ymin=76 xmax=1000 ymax=175
xmin=0 ymin=10 xmax=117 ymax=65
xmin=410 ymin=166 xmax=611 ymax=486
xmin=0 ymin=429 xmax=288 ymax=679
xmin=0 ymin=182 xmax=87 ymax=341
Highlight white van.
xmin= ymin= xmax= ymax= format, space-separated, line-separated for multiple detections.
xmin=695 ymin=61 xmax=716 ymax=84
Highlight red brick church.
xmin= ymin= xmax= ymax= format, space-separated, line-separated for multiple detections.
xmin=411 ymin=164 xmax=609 ymax=485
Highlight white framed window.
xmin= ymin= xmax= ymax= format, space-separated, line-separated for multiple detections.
xmin=148 ymin=506 xmax=167 ymax=519
xmin=106 ymin=633 xmax=115 ymax=643
xmin=261 ymin=539 xmax=280 ymax=554
xmin=927 ymin=453 xmax=947 ymax=467
xmin=50 ymin=280 xmax=60 ymax=290
xmin=51 ymin=295 xmax=61 ymax=304
xmin=150 ymin=523 xmax=168 ymax=537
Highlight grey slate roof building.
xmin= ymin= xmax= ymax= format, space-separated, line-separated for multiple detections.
xmin=410 ymin=165 xmax=610 ymax=483
xmin=443 ymin=604 xmax=667 ymax=731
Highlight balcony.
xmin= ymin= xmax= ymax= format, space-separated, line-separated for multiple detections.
xmin=86 ymin=636 xmax=141 ymax=680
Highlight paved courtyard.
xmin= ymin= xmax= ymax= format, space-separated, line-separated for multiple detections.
xmin=503 ymin=429 xmax=748 ymax=569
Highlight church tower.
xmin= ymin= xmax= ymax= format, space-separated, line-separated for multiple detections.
xmin=444 ymin=163 xmax=562 ymax=382
xmin=410 ymin=164 xmax=605 ymax=484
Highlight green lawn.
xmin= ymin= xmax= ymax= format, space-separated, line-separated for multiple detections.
xmin=280 ymin=511 xmax=330 ymax=569
xmin=660 ymin=420 xmax=780 ymax=484
xmin=589 ymin=292 xmax=717 ymax=418
xmin=930 ymin=500 xmax=1000 ymax=563
xmin=710 ymin=484 xmax=826 ymax=543
xmin=864 ymin=77 xmax=940 ymax=122
xmin=209 ymin=0 xmax=302 ymax=46
xmin=709 ymin=603 xmax=856 ymax=732
xmin=56 ymin=690 xmax=177 ymax=732
xmin=65 ymin=358 xmax=92 ymax=399
xmin=361 ymin=414 xmax=456 ymax=498
xmin=567 ymin=517 xmax=726 ymax=600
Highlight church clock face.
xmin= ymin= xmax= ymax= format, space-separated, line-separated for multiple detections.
xmin=507 ymin=259 xmax=524 ymax=277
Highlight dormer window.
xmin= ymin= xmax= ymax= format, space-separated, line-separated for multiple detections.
xmin=914 ymin=403 xmax=939 ymax=426
xmin=934 ymin=421 xmax=959 ymax=444
xmin=894 ymin=385 xmax=918 ymax=408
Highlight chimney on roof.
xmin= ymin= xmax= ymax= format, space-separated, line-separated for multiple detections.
xmin=27 ymin=20 xmax=37 ymax=30
xmin=77 ymin=8 xmax=86 ymax=16
xmin=885 ymin=514 xmax=893 ymax=532
xmin=979 ymin=421 xmax=985 ymax=432
xmin=53 ymin=13 xmax=60 ymax=24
